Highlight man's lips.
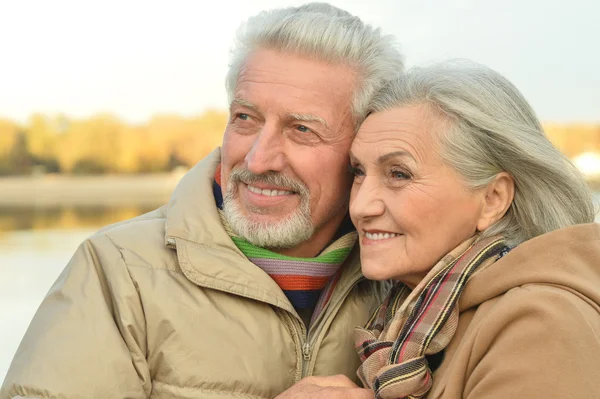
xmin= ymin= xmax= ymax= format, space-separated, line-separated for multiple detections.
xmin=245 ymin=183 xmax=295 ymax=197
xmin=238 ymin=183 xmax=299 ymax=209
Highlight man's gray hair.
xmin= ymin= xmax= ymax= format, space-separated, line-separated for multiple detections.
xmin=369 ymin=60 xmax=595 ymax=246
xmin=226 ymin=2 xmax=404 ymax=126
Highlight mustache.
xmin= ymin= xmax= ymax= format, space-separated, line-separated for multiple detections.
xmin=228 ymin=168 xmax=309 ymax=195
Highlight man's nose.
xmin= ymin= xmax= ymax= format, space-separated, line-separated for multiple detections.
xmin=350 ymin=177 xmax=386 ymax=220
xmin=245 ymin=121 xmax=286 ymax=175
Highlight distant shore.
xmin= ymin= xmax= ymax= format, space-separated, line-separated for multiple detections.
xmin=0 ymin=173 xmax=184 ymax=207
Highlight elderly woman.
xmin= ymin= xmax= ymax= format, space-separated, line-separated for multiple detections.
xmin=277 ymin=61 xmax=600 ymax=398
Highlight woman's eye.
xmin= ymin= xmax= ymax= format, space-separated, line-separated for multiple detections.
xmin=349 ymin=165 xmax=365 ymax=178
xmin=390 ymin=169 xmax=410 ymax=179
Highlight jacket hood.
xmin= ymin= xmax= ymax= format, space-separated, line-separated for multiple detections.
xmin=460 ymin=222 xmax=600 ymax=312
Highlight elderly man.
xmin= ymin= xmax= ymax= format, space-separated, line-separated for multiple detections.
xmin=1 ymin=3 xmax=403 ymax=398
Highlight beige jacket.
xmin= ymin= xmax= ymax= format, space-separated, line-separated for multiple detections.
xmin=1 ymin=148 xmax=389 ymax=399
xmin=428 ymin=223 xmax=600 ymax=398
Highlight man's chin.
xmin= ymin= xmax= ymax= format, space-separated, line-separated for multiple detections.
xmin=236 ymin=199 xmax=300 ymax=220
xmin=238 ymin=211 xmax=294 ymax=226
xmin=225 ymin=209 xmax=314 ymax=248
xmin=223 ymin=192 xmax=314 ymax=248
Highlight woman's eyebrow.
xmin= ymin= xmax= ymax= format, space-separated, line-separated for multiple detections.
xmin=378 ymin=150 xmax=415 ymax=164
xmin=349 ymin=150 xmax=416 ymax=166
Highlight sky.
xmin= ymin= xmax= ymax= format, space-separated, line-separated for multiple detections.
xmin=0 ymin=0 xmax=598 ymax=124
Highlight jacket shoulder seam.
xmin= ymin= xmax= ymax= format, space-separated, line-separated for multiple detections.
xmin=95 ymin=211 xmax=166 ymax=236
xmin=100 ymin=231 xmax=180 ymax=273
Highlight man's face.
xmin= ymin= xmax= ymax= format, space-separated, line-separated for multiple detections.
xmin=221 ymin=49 xmax=356 ymax=257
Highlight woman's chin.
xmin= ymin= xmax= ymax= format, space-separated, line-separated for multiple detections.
xmin=360 ymin=266 xmax=393 ymax=281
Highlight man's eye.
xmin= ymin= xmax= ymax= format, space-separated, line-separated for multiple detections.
xmin=237 ymin=113 xmax=250 ymax=121
xmin=296 ymin=125 xmax=311 ymax=133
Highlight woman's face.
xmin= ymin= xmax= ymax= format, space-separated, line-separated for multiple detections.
xmin=349 ymin=104 xmax=488 ymax=287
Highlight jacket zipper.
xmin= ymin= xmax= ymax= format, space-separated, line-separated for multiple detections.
xmin=298 ymin=274 xmax=364 ymax=379
xmin=283 ymin=311 xmax=307 ymax=383
xmin=169 ymin=236 xmax=367 ymax=382
xmin=302 ymin=342 xmax=311 ymax=360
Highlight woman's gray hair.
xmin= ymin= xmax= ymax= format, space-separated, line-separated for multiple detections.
xmin=226 ymin=2 xmax=404 ymax=127
xmin=370 ymin=60 xmax=595 ymax=246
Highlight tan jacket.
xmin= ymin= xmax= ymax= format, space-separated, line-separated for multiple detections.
xmin=1 ymin=148 xmax=389 ymax=399
xmin=428 ymin=223 xmax=600 ymax=398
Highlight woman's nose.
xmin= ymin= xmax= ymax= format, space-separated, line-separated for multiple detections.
xmin=350 ymin=177 xmax=386 ymax=220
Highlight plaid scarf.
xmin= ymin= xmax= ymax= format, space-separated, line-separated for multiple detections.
xmin=213 ymin=164 xmax=357 ymax=322
xmin=354 ymin=235 xmax=510 ymax=399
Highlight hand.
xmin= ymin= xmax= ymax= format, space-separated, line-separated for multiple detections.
xmin=275 ymin=375 xmax=374 ymax=399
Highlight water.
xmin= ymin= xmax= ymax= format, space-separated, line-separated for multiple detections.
xmin=2 ymin=198 xmax=600 ymax=383
xmin=0 ymin=204 xmax=162 ymax=383
xmin=0 ymin=228 xmax=97 ymax=381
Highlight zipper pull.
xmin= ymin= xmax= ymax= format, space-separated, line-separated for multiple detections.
xmin=302 ymin=342 xmax=311 ymax=361
xmin=166 ymin=237 xmax=176 ymax=249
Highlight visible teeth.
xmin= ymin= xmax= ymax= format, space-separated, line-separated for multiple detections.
xmin=365 ymin=232 xmax=399 ymax=240
xmin=248 ymin=185 xmax=293 ymax=196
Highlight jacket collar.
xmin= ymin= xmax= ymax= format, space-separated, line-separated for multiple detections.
xmin=164 ymin=147 xmax=227 ymax=247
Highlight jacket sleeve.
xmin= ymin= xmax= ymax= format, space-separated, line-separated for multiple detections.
xmin=1 ymin=233 xmax=150 ymax=399
xmin=463 ymin=285 xmax=600 ymax=399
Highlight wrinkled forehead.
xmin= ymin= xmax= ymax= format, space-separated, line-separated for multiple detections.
xmin=234 ymin=49 xmax=357 ymax=127
xmin=351 ymin=105 xmax=446 ymax=160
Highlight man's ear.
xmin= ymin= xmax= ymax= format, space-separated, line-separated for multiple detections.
xmin=477 ymin=172 xmax=515 ymax=232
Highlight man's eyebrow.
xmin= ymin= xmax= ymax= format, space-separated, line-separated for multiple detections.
xmin=231 ymin=99 xmax=331 ymax=130
xmin=231 ymin=97 xmax=259 ymax=112
xmin=288 ymin=113 xmax=331 ymax=130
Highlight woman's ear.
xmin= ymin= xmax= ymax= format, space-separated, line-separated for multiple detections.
xmin=477 ymin=172 xmax=515 ymax=232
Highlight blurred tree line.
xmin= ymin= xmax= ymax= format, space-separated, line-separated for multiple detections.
xmin=544 ymin=123 xmax=600 ymax=159
xmin=0 ymin=112 xmax=599 ymax=175
xmin=0 ymin=110 xmax=227 ymax=175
